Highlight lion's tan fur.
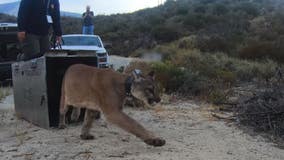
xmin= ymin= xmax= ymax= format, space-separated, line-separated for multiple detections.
xmin=58 ymin=64 xmax=165 ymax=147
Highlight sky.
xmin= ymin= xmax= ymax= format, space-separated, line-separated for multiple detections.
xmin=0 ymin=0 xmax=166 ymax=15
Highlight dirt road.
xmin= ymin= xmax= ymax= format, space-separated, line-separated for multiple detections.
xmin=1 ymin=95 xmax=284 ymax=160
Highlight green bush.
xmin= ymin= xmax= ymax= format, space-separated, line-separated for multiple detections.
xmin=150 ymin=62 xmax=210 ymax=96
xmin=178 ymin=70 xmax=209 ymax=96
xmin=151 ymin=25 xmax=180 ymax=42
xmin=153 ymin=41 xmax=279 ymax=84
xmin=61 ymin=17 xmax=82 ymax=34
xmin=212 ymin=3 xmax=229 ymax=16
xmin=124 ymin=61 xmax=152 ymax=75
xmin=151 ymin=62 xmax=185 ymax=92
xmin=234 ymin=2 xmax=260 ymax=17
xmin=215 ymin=70 xmax=237 ymax=84
xmin=208 ymin=89 xmax=228 ymax=105
xmin=177 ymin=36 xmax=197 ymax=49
xmin=128 ymin=40 xmax=280 ymax=104
xmin=196 ymin=35 xmax=232 ymax=53
xmin=183 ymin=13 xmax=218 ymax=30
xmin=239 ymin=40 xmax=284 ymax=63
xmin=194 ymin=5 xmax=208 ymax=14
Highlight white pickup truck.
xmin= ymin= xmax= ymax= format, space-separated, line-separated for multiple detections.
xmin=0 ymin=23 xmax=20 ymax=83
xmin=60 ymin=34 xmax=109 ymax=68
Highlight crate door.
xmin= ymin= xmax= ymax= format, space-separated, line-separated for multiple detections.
xmin=12 ymin=57 xmax=50 ymax=128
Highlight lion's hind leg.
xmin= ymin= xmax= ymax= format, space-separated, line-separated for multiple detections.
xmin=80 ymin=109 xmax=97 ymax=140
xmin=58 ymin=95 xmax=69 ymax=129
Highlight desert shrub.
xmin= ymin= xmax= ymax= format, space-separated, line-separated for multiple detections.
xmin=177 ymin=36 xmax=197 ymax=49
xmin=152 ymin=43 xmax=182 ymax=60
xmin=183 ymin=13 xmax=207 ymax=29
xmin=257 ymin=60 xmax=278 ymax=81
xmin=216 ymin=57 xmax=277 ymax=82
xmin=215 ymin=70 xmax=237 ymax=84
xmin=234 ymin=2 xmax=260 ymax=17
xmin=176 ymin=5 xmax=189 ymax=15
xmin=128 ymin=41 xmax=279 ymax=104
xmin=153 ymin=41 xmax=280 ymax=83
xmin=212 ymin=3 xmax=229 ymax=16
xmin=61 ymin=17 xmax=82 ymax=34
xmin=167 ymin=50 xmax=222 ymax=79
xmin=183 ymin=13 xmax=219 ymax=30
xmin=208 ymin=89 xmax=228 ymax=105
xmin=177 ymin=70 xmax=209 ymax=96
xmin=147 ymin=50 xmax=233 ymax=96
xmin=239 ymin=41 xmax=276 ymax=59
xmin=196 ymin=35 xmax=232 ymax=53
xmin=149 ymin=58 xmax=234 ymax=97
xmin=239 ymin=40 xmax=284 ymax=63
xmin=232 ymin=59 xmax=278 ymax=82
xmin=151 ymin=62 xmax=186 ymax=92
xmin=124 ymin=61 xmax=152 ymax=75
xmin=194 ymin=5 xmax=208 ymax=14
xmin=151 ymin=25 xmax=180 ymax=42
xmin=235 ymin=86 xmax=284 ymax=138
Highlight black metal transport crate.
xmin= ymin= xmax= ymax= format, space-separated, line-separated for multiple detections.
xmin=12 ymin=55 xmax=97 ymax=128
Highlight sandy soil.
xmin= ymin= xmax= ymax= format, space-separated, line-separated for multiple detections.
xmin=1 ymin=95 xmax=284 ymax=160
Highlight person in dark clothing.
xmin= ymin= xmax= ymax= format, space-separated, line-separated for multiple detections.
xmin=82 ymin=5 xmax=94 ymax=35
xmin=17 ymin=0 xmax=62 ymax=61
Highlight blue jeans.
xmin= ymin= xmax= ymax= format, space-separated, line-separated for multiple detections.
xmin=82 ymin=25 xmax=94 ymax=35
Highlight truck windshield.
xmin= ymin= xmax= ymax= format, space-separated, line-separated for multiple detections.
xmin=62 ymin=36 xmax=102 ymax=47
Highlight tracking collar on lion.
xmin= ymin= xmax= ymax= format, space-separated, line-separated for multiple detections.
xmin=125 ymin=69 xmax=142 ymax=96
xmin=125 ymin=76 xmax=133 ymax=96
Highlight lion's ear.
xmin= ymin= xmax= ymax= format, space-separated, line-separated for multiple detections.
xmin=148 ymin=71 xmax=155 ymax=80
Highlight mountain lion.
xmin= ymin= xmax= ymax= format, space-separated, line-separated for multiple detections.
xmin=58 ymin=64 xmax=165 ymax=147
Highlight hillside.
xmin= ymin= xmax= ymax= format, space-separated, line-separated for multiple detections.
xmin=0 ymin=0 xmax=284 ymax=62
xmin=92 ymin=0 xmax=284 ymax=62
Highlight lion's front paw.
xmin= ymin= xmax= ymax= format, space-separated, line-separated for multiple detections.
xmin=80 ymin=134 xmax=95 ymax=140
xmin=144 ymin=138 xmax=166 ymax=147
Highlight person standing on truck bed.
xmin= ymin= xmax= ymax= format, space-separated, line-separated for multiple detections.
xmin=82 ymin=5 xmax=95 ymax=35
xmin=17 ymin=0 xmax=62 ymax=61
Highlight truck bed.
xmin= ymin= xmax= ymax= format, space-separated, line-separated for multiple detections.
xmin=0 ymin=61 xmax=13 ymax=82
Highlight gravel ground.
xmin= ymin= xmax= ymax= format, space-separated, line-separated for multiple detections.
xmin=1 ymin=57 xmax=283 ymax=160
xmin=1 ymin=94 xmax=284 ymax=160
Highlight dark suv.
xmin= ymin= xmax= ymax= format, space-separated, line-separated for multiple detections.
xmin=0 ymin=23 xmax=21 ymax=82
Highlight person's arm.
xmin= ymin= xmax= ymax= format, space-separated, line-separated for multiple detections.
xmin=51 ymin=0 xmax=62 ymax=40
xmin=17 ymin=0 xmax=30 ymax=42
xmin=82 ymin=13 xmax=87 ymax=18
xmin=89 ymin=12 xmax=94 ymax=17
